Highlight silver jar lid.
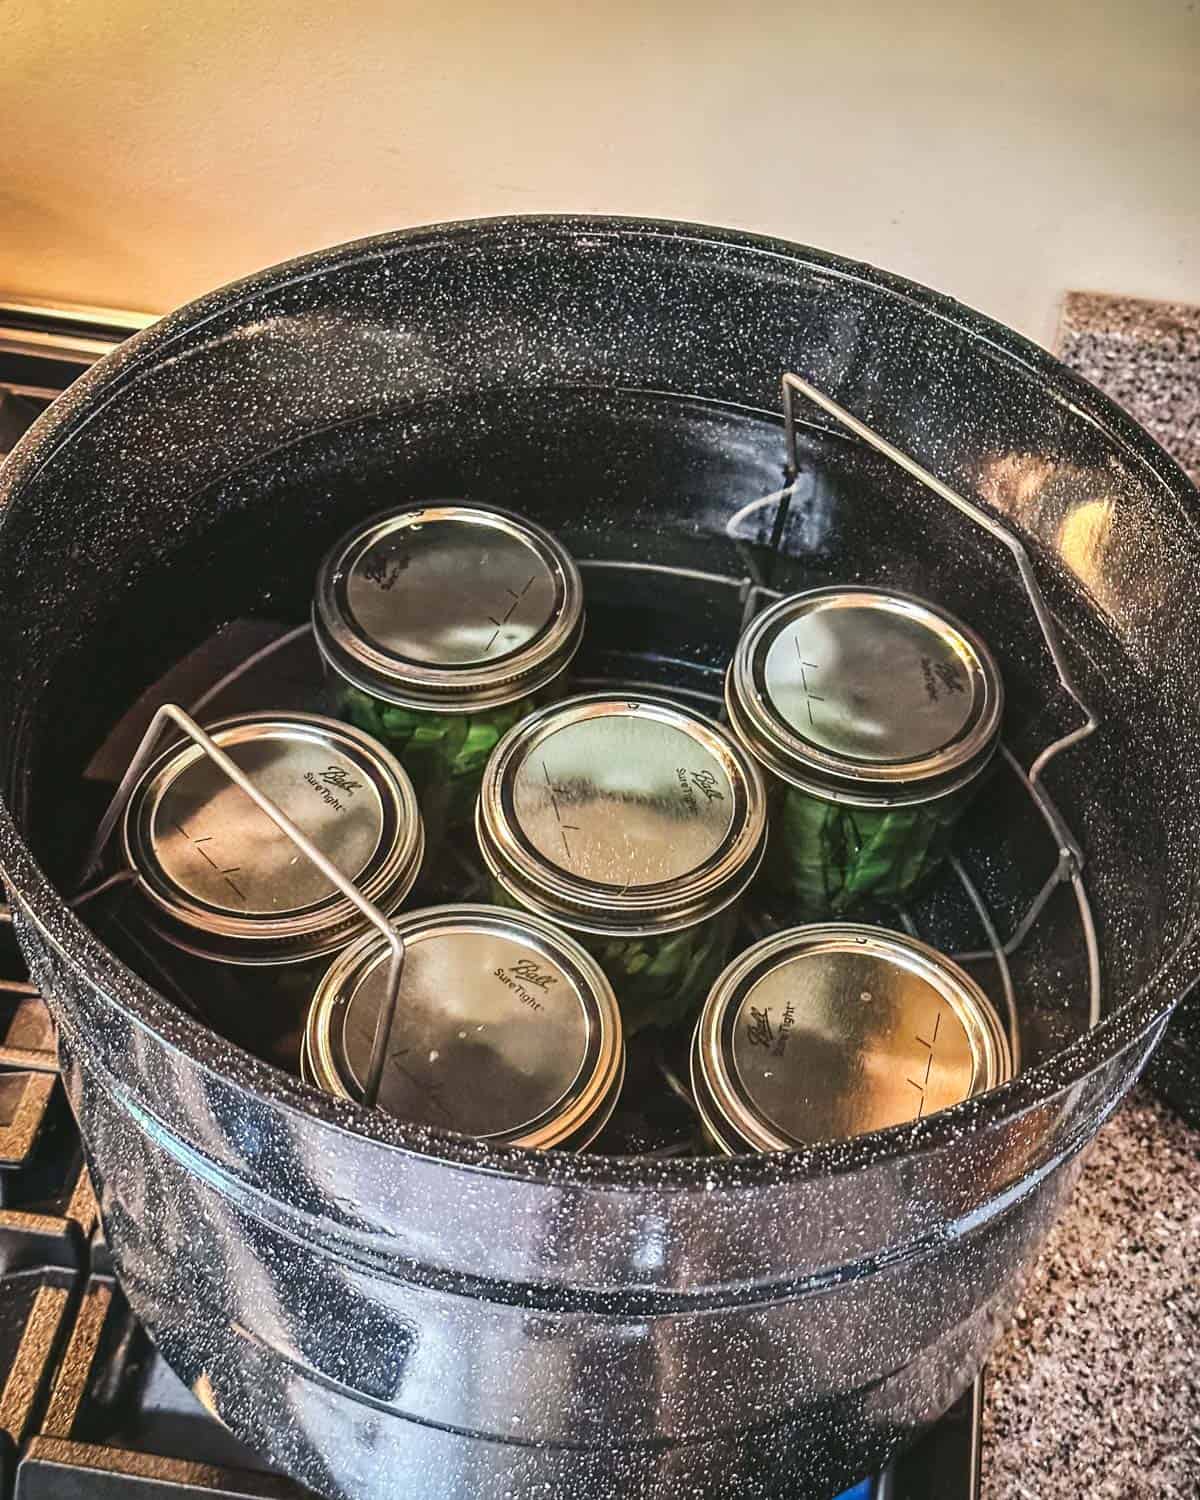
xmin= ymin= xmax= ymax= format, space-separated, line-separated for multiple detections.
xmin=122 ymin=713 xmax=424 ymax=965
xmin=726 ymin=587 xmax=1003 ymax=807
xmin=312 ymin=503 xmax=585 ymax=712
xmin=476 ymin=695 xmax=768 ymax=936
xmin=304 ymin=904 xmax=625 ymax=1150
xmin=692 ymin=924 xmax=1012 ymax=1154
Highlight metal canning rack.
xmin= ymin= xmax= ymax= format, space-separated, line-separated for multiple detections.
xmin=586 ymin=374 xmax=1102 ymax=1055
xmin=50 ymin=373 xmax=1102 ymax=1123
xmin=781 ymin=374 xmax=1101 ymax=1038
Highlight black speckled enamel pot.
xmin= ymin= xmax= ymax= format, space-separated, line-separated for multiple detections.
xmin=1 ymin=218 xmax=1197 ymax=1500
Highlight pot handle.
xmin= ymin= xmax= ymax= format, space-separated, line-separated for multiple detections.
xmin=779 ymin=374 xmax=1102 ymax=811
xmin=77 ymin=703 xmax=404 ymax=1108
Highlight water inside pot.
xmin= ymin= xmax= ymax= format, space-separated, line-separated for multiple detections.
xmin=60 ymin=385 xmax=1121 ymax=1154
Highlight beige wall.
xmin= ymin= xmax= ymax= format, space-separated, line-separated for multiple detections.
xmin=2 ymin=0 xmax=1197 ymax=345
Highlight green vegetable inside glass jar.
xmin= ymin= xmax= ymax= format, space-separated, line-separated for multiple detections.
xmin=337 ymin=685 xmax=540 ymax=842
xmin=477 ymin=694 xmax=768 ymax=1035
xmin=725 ymin=586 xmax=1004 ymax=922
xmin=313 ymin=503 xmax=584 ymax=857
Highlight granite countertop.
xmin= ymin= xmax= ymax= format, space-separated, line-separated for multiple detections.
xmin=1058 ymin=290 xmax=1200 ymax=487
xmin=980 ymin=295 xmax=1200 ymax=1497
xmin=983 ymin=1088 xmax=1200 ymax=1498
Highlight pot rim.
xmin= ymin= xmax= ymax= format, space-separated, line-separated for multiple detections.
xmin=1 ymin=213 xmax=1197 ymax=1193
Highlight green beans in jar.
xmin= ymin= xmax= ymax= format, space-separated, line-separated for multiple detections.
xmin=477 ymin=695 xmax=768 ymax=1035
xmin=726 ymin=587 xmax=1003 ymax=921
xmin=766 ymin=780 xmax=972 ymax=920
xmin=313 ymin=503 xmax=584 ymax=851
xmin=337 ymin=684 xmax=541 ymax=839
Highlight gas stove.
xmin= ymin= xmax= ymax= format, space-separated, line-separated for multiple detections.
xmin=0 ymin=302 xmax=985 ymax=1500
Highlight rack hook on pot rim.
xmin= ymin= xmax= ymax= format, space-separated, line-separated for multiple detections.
xmin=779 ymin=374 xmax=1102 ymax=814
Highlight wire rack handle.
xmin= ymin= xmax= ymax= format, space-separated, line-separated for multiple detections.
xmin=780 ymin=373 xmax=1101 ymax=801
xmin=80 ymin=703 xmax=403 ymax=1107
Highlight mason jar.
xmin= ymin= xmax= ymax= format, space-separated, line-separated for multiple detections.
xmin=476 ymin=694 xmax=768 ymax=1036
xmin=725 ymin=586 xmax=1004 ymax=921
xmin=303 ymin=904 xmax=625 ymax=1150
xmin=312 ymin=503 xmax=584 ymax=855
xmin=117 ymin=711 xmax=424 ymax=1073
xmin=691 ymin=924 xmax=1013 ymax=1154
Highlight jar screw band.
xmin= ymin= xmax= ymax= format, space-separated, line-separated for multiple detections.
xmin=78 ymin=702 xmax=405 ymax=1107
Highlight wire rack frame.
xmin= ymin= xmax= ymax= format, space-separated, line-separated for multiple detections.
xmin=4 ymin=372 xmax=1103 ymax=1105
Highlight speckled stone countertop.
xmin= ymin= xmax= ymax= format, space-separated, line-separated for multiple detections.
xmin=1058 ymin=291 xmax=1199 ymax=485
xmin=978 ymin=292 xmax=1200 ymax=1500
xmin=982 ymin=1089 xmax=1200 ymax=1497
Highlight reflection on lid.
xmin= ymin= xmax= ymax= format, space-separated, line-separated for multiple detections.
xmin=313 ymin=504 xmax=585 ymax=711
xmin=123 ymin=713 xmax=423 ymax=963
xmin=727 ymin=587 xmax=1003 ymax=802
xmin=694 ymin=924 xmax=1012 ymax=1152
xmin=339 ymin=926 xmax=589 ymax=1135
xmin=511 ymin=713 xmax=735 ymax=887
xmin=763 ymin=596 xmax=978 ymax=764
xmin=306 ymin=904 xmax=624 ymax=1150
xmin=346 ymin=513 xmax=560 ymax=667
xmin=151 ymin=734 xmax=385 ymax=915
xmin=731 ymin=946 xmax=978 ymax=1140
xmin=477 ymin=696 xmax=768 ymax=935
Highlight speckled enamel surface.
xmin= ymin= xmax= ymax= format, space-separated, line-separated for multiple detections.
xmin=0 ymin=218 xmax=1196 ymax=1498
